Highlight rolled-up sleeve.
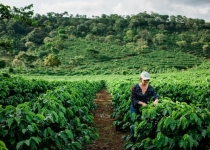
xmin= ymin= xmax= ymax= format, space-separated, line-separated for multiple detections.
xmin=131 ymin=86 xmax=139 ymax=107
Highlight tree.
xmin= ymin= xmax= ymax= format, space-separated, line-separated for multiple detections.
xmin=85 ymin=34 xmax=96 ymax=41
xmin=0 ymin=38 xmax=13 ymax=51
xmin=140 ymin=30 xmax=151 ymax=42
xmin=202 ymin=44 xmax=210 ymax=56
xmin=135 ymin=38 xmax=149 ymax=54
xmin=90 ymin=23 xmax=106 ymax=35
xmin=176 ymin=40 xmax=187 ymax=49
xmin=25 ymin=41 xmax=35 ymax=50
xmin=0 ymin=3 xmax=36 ymax=49
xmin=15 ymin=51 xmax=37 ymax=67
xmin=0 ymin=3 xmax=35 ymax=25
xmin=153 ymin=33 xmax=166 ymax=45
xmin=124 ymin=29 xmax=134 ymax=43
xmin=44 ymin=54 xmax=61 ymax=68
xmin=105 ymin=35 xmax=115 ymax=43
xmin=113 ymin=18 xmax=127 ymax=32
xmin=26 ymin=27 xmax=48 ymax=44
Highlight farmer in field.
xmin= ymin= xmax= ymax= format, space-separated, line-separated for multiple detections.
xmin=130 ymin=71 xmax=159 ymax=142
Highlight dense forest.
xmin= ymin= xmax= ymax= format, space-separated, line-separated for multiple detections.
xmin=0 ymin=3 xmax=210 ymax=75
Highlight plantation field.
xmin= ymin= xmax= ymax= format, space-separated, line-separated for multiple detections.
xmin=1 ymin=61 xmax=210 ymax=150
xmin=1 ymin=38 xmax=205 ymax=76
xmin=1 ymin=4 xmax=210 ymax=149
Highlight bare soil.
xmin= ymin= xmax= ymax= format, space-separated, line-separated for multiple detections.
xmin=83 ymin=88 xmax=128 ymax=150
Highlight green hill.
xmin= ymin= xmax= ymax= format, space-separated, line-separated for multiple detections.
xmin=0 ymin=4 xmax=209 ymax=75
xmin=2 ymin=38 xmax=204 ymax=76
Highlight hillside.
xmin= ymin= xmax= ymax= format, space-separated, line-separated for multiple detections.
xmin=0 ymin=5 xmax=210 ymax=75
xmin=0 ymin=37 xmax=206 ymax=75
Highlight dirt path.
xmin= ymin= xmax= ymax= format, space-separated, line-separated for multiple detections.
xmin=84 ymin=88 xmax=127 ymax=150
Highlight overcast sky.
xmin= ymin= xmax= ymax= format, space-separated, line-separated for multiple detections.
xmin=1 ymin=0 xmax=210 ymax=22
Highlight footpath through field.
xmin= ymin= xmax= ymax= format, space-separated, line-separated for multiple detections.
xmin=84 ymin=88 xmax=127 ymax=150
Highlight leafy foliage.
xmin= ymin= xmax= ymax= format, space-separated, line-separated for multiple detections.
xmin=0 ymin=77 xmax=105 ymax=149
xmin=0 ymin=3 xmax=209 ymax=75
xmin=0 ymin=3 xmax=35 ymax=25
xmin=0 ymin=75 xmax=62 ymax=106
xmin=127 ymin=99 xmax=210 ymax=150
xmin=105 ymin=70 xmax=210 ymax=149
xmin=44 ymin=54 xmax=61 ymax=68
xmin=0 ymin=141 xmax=8 ymax=150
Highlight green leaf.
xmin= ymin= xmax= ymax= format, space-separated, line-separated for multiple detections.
xmin=36 ymin=114 xmax=45 ymax=120
xmin=60 ymin=131 xmax=68 ymax=144
xmin=178 ymin=116 xmax=188 ymax=129
xmin=59 ymin=105 xmax=66 ymax=113
xmin=84 ymin=135 xmax=90 ymax=143
xmin=155 ymin=132 xmax=164 ymax=148
xmin=26 ymin=114 xmax=33 ymax=122
xmin=24 ymin=139 xmax=30 ymax=146
xmin=207 ymin=124 xmax=210 ymax=133
xmin=162 ymin=109 xmax=168 ymax=116
xmin=179 ymin=137 xmax=187 ymax=149
xmin=15 ymin=108 xmax=21 ymax=116
xmin=16 ymin=141 xmax=24 ymax=150
xmin=67 ymin=108 xmax=74 ymax=117
xmin=180 ymin=133 xmax=195 ymax=149
xmin=48 ymin=127 xmax=55 ymax=136
xmin=58 ymin=111 xmax=65 ymax=119
xmin=71 ymin=142 xmax=82 ymax=150
xmin=124 ymin=143 xmax=133 ymax=149
xmin=10 ymin=137 xmax=16 ymax=145
xmin=0 ymin=140 xmax=8 ymax=150
xmin=6 ymin=118 xmax=14 ymax=128
xmin=187 ymin=134 xmax=194 ymax=149
xmin=27 ymin=125 xmax=34 ymax=132
xmin=190 ymin=112 xmax=201 ymax=126
xmin=163 ymin=117 xmax=172 ymax=129
xmin=65 ymin=129 xmax=73 ymax=140
xmin=51 ymin=111 xmax=59 ymax=122
xmin=157 ymin=118 xmax=164 ymax=130
xmin=22 ymin=129 xmax=27 ymax=134
xmin=43 ymin=128 xmax=48 ymax=138
xmin=171 ymin=110 xmax=177 ymax=118
xmin=30 ymin=137 xmax=41 ymax=144
xmin=15 ymin=116 xmax=21 ymax=126
xmin=169 ymin=119 xmax=176 ymax=131
xmin=0 ymin=129 xmax=8 ymax=137
xmin=44 ymin=127 xmax=54 ymax=137
xmin=43 ymin=99 xmax=48 ymax=103
xmin=201 ymin=129 xmax=207 ymax=138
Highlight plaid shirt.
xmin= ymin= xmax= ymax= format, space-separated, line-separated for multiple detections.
xmin=131 ymin=83 xmax=159 ymax=108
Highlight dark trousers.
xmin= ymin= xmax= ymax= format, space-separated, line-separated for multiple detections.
xmin=130 ymin=104 xmax=141 ymax=142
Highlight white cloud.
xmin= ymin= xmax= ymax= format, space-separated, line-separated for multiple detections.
xmin=0 ymin=0 xmax=209 ymax=21
xmin=38 ymin=1 xmax=111 ymax=17
xmin=113 ymin=3 xmax=128 ymax=15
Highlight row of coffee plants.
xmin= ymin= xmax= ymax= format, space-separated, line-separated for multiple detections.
xmin=0 ymin=75 xmax=105 ymax=150
xmin=106 ymin=70 xmax=210 ymax=149
xmin=0 ymin=74 xmax=67 ymax=107
xmin=125 ymin=99 xmax=210 ymax=150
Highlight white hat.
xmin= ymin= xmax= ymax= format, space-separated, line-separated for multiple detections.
xmin=140 ymin=71 xmax=150 ymax=80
